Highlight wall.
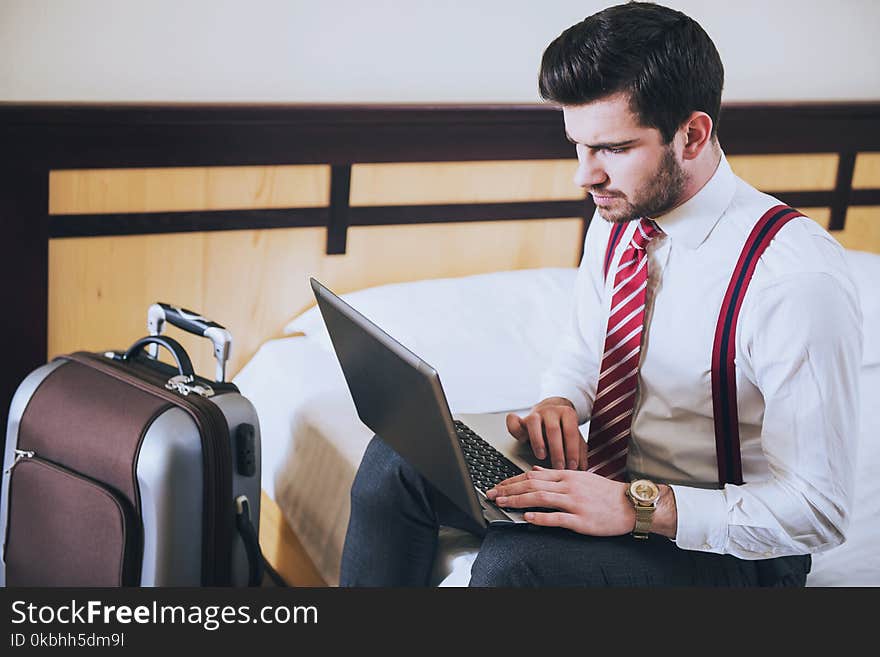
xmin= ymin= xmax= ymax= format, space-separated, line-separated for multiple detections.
xmin=1 ymin=0 xmax=878 ymax=102
xmin=3 ymin=0 xmax=878 ymax=374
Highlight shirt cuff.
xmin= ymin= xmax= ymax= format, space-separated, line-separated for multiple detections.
xmin=669 ymin=484 xmax=729 ymax=554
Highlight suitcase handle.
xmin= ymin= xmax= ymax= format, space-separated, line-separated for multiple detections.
xmin=235 ymin=495 xmax=287 ymax=587
xmin=123 ymin=335 xmax=196 ymax=379
xmin=147 ymin=303 xmax=232 ymax=382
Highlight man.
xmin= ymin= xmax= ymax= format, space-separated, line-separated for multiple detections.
xmin=340 ymin=1 xmax=862 ymax=586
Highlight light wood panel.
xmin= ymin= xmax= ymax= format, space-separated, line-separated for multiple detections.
xmin=49 ymin=165 xmax=330 ymax=215
xmin=49 ymin=231 xmax=212 ymax=375
xmin=323 ymin=219 xmax=583 ymax=294
xmin=47 ymin=218 xmax=583 ymax=378
xmin=727 ymin=154 xmax=838 ymax=191
xmin=759 ymin=205 xmax=880 ymax=255
xmin=853 ymin=153 xmax=880 ymax=189
xmin=831 ymin=206 xmax=880 ymax=252
xmin=798 ymin=207 xmax=832 ymax=229
xmin=350 ymin=159 xmax=582 ymax=205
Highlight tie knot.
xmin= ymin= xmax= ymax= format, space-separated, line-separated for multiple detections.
xmin=631 ymin=218 xmax=661 ymax=250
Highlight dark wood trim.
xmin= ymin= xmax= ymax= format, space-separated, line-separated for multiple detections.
xmin=349 ymin=200 xmax=591 ymax=226
xmin=328 ymin=165 xmax=351 ymax=255
xmin=830 ymin=153 xmax=857 ymax=231
xmin=49 ymin=208 xmax=328 ymax=238
xmin=0 ymin=166 xmax=48 ymax=456
xmin=851 ymin=189 xmax=880 ymax=206
xmin=0 ymin=105 xmax=574 ymax=168
xmin=1 ymin=101 xmax=879 ymax=459
xmin=772 ymin=191 xmax=831 ymax=208
xmin=717 ymin=102 xmax=880 ymax=154
xmin=2 ymin=102 xmax=878 ymax=168
xmin=41 ymin=189 xmax=880 ymax=241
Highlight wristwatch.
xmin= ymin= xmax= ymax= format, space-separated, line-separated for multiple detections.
xmin=625 ymin=479 xmax=661 ymax=539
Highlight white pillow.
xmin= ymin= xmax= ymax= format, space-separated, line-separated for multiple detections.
xmin=808 ymin=362 xmax=880 ymax=585
xmin=288 ymin=248 xmax=880 ymax=369
xmin=844 ymin=249 xmax=880 ymax=366
xmin=284 ymin=269 xmax=578 ymax=414
xmin=280 ymin=257 xmax=878 ymax=585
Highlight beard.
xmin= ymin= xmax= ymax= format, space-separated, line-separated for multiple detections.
xmin=593 ymin=146 xmax=688 ymax=224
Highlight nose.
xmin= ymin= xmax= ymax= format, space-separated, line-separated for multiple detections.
xmin=573 ymin=150 xmax=608 ymax=189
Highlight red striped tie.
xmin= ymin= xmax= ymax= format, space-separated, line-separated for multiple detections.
xmin=588 ymin=218 xmax=662 ymax=481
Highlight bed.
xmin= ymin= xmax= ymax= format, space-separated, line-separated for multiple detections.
xmin=234 ymin=249 xmax=880 ymax=587
xmin=2 ymin=101 xmax=879 ymax=588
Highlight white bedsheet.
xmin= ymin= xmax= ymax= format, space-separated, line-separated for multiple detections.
xmin=234 ymin=258 xmax=880 ymax=587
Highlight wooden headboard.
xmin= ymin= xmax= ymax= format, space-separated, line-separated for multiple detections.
xmin=2 ymin=102 xmax=879 ymax=451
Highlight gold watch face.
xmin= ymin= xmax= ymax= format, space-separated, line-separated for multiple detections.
xmin=629 ymin=479 xmax=660 ymax=504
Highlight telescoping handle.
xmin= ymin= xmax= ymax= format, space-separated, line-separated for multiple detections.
xmin=147 ymin=303 xmax=232 ymax=383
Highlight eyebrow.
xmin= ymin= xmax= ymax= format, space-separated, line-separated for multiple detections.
xmin=564 ymin=132 xmax=639 ymax=149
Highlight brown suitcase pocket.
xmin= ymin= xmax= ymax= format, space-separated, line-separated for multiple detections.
xmin=4 ymin=456 xmax=139 ymax=586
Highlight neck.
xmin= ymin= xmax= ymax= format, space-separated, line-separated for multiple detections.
xmin=676 ymin=142 xmax=722 ymax=209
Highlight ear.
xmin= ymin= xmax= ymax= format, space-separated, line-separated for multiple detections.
xmin=680 ymin=112 xmax=714 ymax=161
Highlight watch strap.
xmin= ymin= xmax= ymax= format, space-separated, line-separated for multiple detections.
xmin=632 ymin=503 xmax=654 ymax=539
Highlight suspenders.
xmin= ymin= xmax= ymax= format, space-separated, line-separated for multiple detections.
xmin=601 ymin=205 xmax=804 ymax=485
xmin=711 ymin=204 xmax=804 ymax=484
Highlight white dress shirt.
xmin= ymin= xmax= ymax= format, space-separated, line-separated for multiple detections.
xmin=539 ymin=152 xmax=863 ymax=559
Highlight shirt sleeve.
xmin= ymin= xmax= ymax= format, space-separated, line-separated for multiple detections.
xmin=671 ymin=270 xmax=863 ymax=559
xmin=538 ymin=212 xmax=609 ymax=424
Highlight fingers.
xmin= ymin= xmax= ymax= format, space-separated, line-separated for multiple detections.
xmin=505 ymin=413 xmax=528 ymax=442
xmin=509 ymin=401 xmax=581 ymax=469
xmin=520 ymin=404 xmax=585 ymax=470
xmin=523 ymin=413 xmax=547 ymax=461
xmin=486 ymin=470 xmax=570 ymax=500
xmin=523 ymin=511 xmax=578 ymax=530
xmin=543 ymin=413 xmax=566 ymax=470
xmin=494 ymin=467 xmax=561 ymax=487
xmin=579 ymin=437 xmax=588 ymax=471
xmin=561 ymin=409 xmax=581 ymax=470
xmin=488 ymin=478 xmax=567 ymax=498
xmin=492 ymin=490 xmax=570 ymax=511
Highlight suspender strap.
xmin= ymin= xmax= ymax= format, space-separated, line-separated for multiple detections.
xmin=603 ymin=222 xmax=627 ymax=279
xmin=711 ymin=204 xmax=804 ymax=485
xmin=599 ymin=206 xmax=804 ymax=486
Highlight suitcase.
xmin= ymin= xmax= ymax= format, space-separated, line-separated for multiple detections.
xmin=0 ymin=303 xmax=269 ymax=586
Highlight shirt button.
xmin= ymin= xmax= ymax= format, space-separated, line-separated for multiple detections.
xmin=702 ymin=543 xmax=711 ymax=549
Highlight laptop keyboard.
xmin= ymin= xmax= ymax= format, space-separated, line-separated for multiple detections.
xmin=454 ymin=420 xmax=524 ymax=493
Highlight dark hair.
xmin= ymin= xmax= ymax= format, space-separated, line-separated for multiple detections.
xmin=538 ymin=2 xmax=724 ymax=143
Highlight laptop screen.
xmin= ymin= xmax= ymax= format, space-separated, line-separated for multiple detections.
xmin=310 ymin=278 xmax=485 ymax=524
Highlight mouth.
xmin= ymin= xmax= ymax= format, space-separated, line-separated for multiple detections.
xmin=591 ymin=192 xmax=620 ymax=203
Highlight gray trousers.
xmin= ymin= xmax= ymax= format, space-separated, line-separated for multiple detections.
xmin=340 ymin=436 xmax=809 ymax=587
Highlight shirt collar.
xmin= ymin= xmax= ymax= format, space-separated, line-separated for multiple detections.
xmin=651 ymin=151 xmax=736 ymax=250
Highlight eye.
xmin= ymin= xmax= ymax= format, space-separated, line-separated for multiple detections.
xmin=604 ymin=147 xmax=627 ymax=154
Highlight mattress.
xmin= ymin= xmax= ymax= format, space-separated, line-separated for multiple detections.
xmin=234 ymin=259 xmax=880 ymax=587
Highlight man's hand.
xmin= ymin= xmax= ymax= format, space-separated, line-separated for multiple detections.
xmin=487 ymin=467 xmax=635 ymax=535
xmin=487 ymin=468 xmax=678 ymax=538
xmin=506 ymin=397 xmax=586 ymax=470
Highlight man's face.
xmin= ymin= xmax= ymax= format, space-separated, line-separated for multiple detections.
xmin=563 ymin=93 xmax=688 ymax=223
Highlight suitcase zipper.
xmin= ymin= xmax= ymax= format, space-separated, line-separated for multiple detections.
xmin=3 ymin=450 xmax=36 ymax=558
xmin=165 ymin=374 xmax=215 ymax=398
xmin=60 ymin=352 xmax=233 ymax=586
xmin=4 ymin=449 xmax=34 ymax=475
xmin=3 ymin=453 xmax=139 ymax=585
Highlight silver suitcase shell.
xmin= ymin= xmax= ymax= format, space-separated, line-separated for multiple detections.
xmin=1 ymin=309 xmax=262 ymax=586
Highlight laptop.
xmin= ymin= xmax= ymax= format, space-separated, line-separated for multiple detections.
xmin=310 ymin=277 xmax=547 ymax=527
